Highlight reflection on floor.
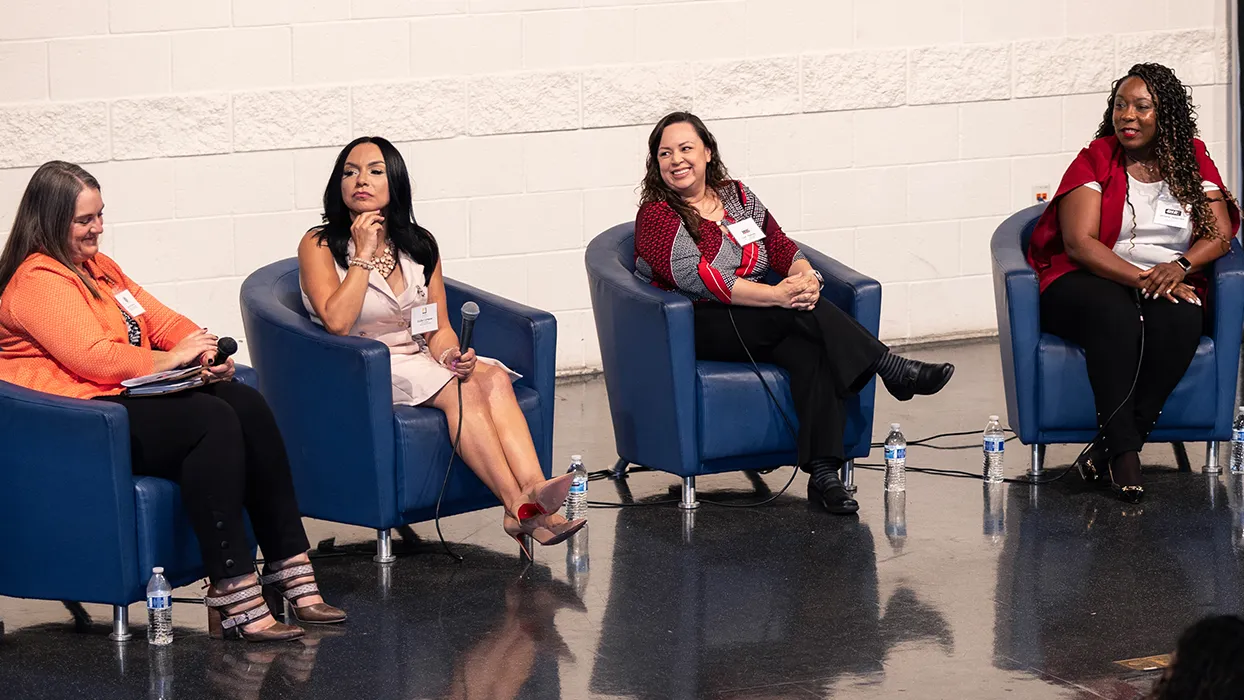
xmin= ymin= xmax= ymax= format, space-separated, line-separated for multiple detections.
xmin=2 ymin=340 xmax=1242 ymax=699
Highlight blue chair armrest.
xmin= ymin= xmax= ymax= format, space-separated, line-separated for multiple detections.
xmin=444 ymin=278 xmax=557 ymax=472
xmin=586 ymin=225 xmax=699 ymax=475
xmin=240 ymin=264 xmax=399 ymax=529
xmin=0 ymin=382 xmax=139 ymax=605
xmin=992 ymin=205 xmax=1046 ymax=443
xmin=1210 ymin=238 xmax=1244 ymax=436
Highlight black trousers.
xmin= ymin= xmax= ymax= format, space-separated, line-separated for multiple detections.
xmin=1039 ymin=270 xmax=1203 ymax=456
xmin=96 ymin=381 xmax=309 ymax=583
xmin=694 ymin=302 xmax=887 ymax=466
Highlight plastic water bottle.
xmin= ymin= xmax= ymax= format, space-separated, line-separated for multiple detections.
xmin=884 ymin=423 xmax=906 ymax=493
xmin=1230 ymin=407 xmax=1244 ymax=474
xmin=983 ymin=415 xmax=1005 ymax=483
xmin=564 ymin=455 xmax=588 ymax=520
xmin=146 ymin=567 xmax=172 ymax=646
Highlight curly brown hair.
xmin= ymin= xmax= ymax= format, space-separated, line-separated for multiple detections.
xmin=639 ymin=112 xmax=732 ymax=242
xmin=1096 ymin=63 xmax=1236 ymax=247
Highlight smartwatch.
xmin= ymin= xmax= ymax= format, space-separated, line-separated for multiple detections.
xmin=1175 ymin=256 xmax=1192 ymax=273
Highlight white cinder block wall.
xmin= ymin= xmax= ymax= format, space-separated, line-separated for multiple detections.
xmin=0 ymin=0 xmax=1236 ymax=371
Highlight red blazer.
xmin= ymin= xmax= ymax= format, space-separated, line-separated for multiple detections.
xmin=1027 ymin=135 xmax=1239 ymax=297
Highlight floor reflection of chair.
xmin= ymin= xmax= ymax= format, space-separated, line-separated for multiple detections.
xmin=590 ymin=501 xmax=954 ymax=699
xmin=992 ymin=479 xmax=1244 ymax=681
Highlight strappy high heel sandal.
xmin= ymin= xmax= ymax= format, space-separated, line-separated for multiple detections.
xmin=503 ymin=512 xmax=586 ymax=559
xmin=260 ymin=560 xmax=347 ymax=625
xmin=204 ymin=583 xmax=304 ymax=642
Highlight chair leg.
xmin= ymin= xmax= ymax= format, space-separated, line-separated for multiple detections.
xmin=374 ymin=528 xmax=396 ymax=564
xmin=1205 ymin=441 xmax=1221 ymax=474
xmin=679 ymin=476 xmax=699 ymax=510
xmin=1030 ymin=444 xmax=1045 ymax=478
xmin=611 ymin=458 xmax=629 ymax=480
xmin=841 ymin=460 xmax=857 ymax=493
xmin=108 ymin=605 xmax=131 ymax=642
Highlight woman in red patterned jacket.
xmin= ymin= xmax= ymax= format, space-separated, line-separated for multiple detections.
xmin=634 ymin=112 xmax=954 ymax=515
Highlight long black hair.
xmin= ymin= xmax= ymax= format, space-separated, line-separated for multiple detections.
xmin=314 ymin=136 xmax=439 ymax=284
xmin=1149 ymin=615 xmax=1244 ymax=699
xmin=1096 ymin=63 xmax=1236 ymax=248
xmin=0 ymin=161 xmax=104 ymax=298
xmin=639 ymin=112 xmax=732 ymax=242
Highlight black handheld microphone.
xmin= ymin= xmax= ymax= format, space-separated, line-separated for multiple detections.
xmin=210 ymin=337 xmax=238 ymax=366
xmin=458 ymin=302 xmax=479 ymax=353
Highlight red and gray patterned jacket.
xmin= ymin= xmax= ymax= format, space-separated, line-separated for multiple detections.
xmin=634 ymin=180 xmax=805 ymax=303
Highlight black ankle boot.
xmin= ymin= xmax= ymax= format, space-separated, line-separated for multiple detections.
xmin=876 ymin=355 xmax=955 ymax=402
xmin=807 ymin=461 xmax=859 ymax=515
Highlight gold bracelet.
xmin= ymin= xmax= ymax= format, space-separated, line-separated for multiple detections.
xmin=438 ymin=348 xmax=455 ymax=367
xmin=348 ymin=257 xmax=375 ymax=271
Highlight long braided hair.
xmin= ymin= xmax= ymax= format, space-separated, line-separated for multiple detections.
xmin=1095 ymin=63 xmax=1236 ymax=247
xmin=640 ymin=112 xmax=732 ymax=242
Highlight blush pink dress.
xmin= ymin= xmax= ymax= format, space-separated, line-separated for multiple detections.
xmin=301 ymin=242 xmax=518 ymax=406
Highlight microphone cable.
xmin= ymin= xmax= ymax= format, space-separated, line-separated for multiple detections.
xmin=432 ymin=377 xmax=465 ymax=561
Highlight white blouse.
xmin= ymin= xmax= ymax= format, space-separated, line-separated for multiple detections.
xmin=1081 ymin=177 xmax=1220 ymax=270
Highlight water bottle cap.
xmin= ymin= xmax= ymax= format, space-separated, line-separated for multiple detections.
xmin=152 ymin=567 xmax=164 ymax=574
xmin=890 ymin=423 xmax=900 ymax=430
xmin=571 ymin=454 xmax=582 ymax=462
xmin=989 ymin=415 xmax=999 ymax=421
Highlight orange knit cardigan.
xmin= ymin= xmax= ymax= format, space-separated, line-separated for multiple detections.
xmin=0 ymin=253 xmax=200 ymax=399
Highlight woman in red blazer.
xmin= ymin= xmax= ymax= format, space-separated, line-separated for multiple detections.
xmin=1028 ymin=63 xmax=1240 ymax=502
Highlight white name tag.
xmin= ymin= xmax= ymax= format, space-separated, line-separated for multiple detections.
xmin=412 ymin=303 xmax=438 ymax=334
xmin=1153 ymin=195 xmax=1191 ymax=228
xmin=725 ymin=217 xmax=765 ymax=246
xmin=114 ymin=290 xmax=145 ymax=317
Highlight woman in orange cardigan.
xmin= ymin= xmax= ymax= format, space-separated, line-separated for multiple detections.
xmin=0 ymin=161 xmax=344 ymax=642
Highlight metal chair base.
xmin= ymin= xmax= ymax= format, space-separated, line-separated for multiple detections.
xmin=374 ymin=528 xmax=396 ymax=564
xmin=108 ymin=605 xmax=131 ymax=642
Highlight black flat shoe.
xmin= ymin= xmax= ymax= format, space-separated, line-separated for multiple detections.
xmin=882 ymin=361 xmax=955 ymax=402
xmin=807 ymin=467 xmax=859 ymax=515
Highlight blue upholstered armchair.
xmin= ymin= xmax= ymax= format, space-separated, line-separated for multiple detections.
xmin=991 ymin=204 xmax=1244 ymax=476
xmin=584 ymin=222 xmax=880 ymax=508
xmin=239 ymin=259 xmax=556 ymax=562
xmin=0 ymin=366 xmax=260 ymax=642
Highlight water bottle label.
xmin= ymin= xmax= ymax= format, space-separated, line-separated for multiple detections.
xmin=569 ymin=481 xmax=587 ymax=494
xmin=147 ymin=594 xmax=171 ymax=610
xmin=984 ymin=437 xmax=1005 ymax=453
xmin=884 ymin=446 xmax=906 ymax=461
xmin=1233 ymin=429 xmax=1244 ymax=443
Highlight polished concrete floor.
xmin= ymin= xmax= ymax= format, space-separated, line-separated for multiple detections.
xmin=3 ymin=339 xmax=1243 ymax=700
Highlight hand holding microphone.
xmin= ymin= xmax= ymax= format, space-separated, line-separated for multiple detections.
xmin=200 ymin=336 xmax=238 ymax=383
xmin=443 ymin=302 xmax=479 ymax=379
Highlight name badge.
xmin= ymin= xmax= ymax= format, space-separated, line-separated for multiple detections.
xmin=412 ymin=303 xmax=439 ymax=334
xmin=725 ymin=217 xmax=765 ymax=246
xmin=1153 ymin=195 xmax=1191 ymax=228
xmin=114 ymin=290 xmax=146 ymax=317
